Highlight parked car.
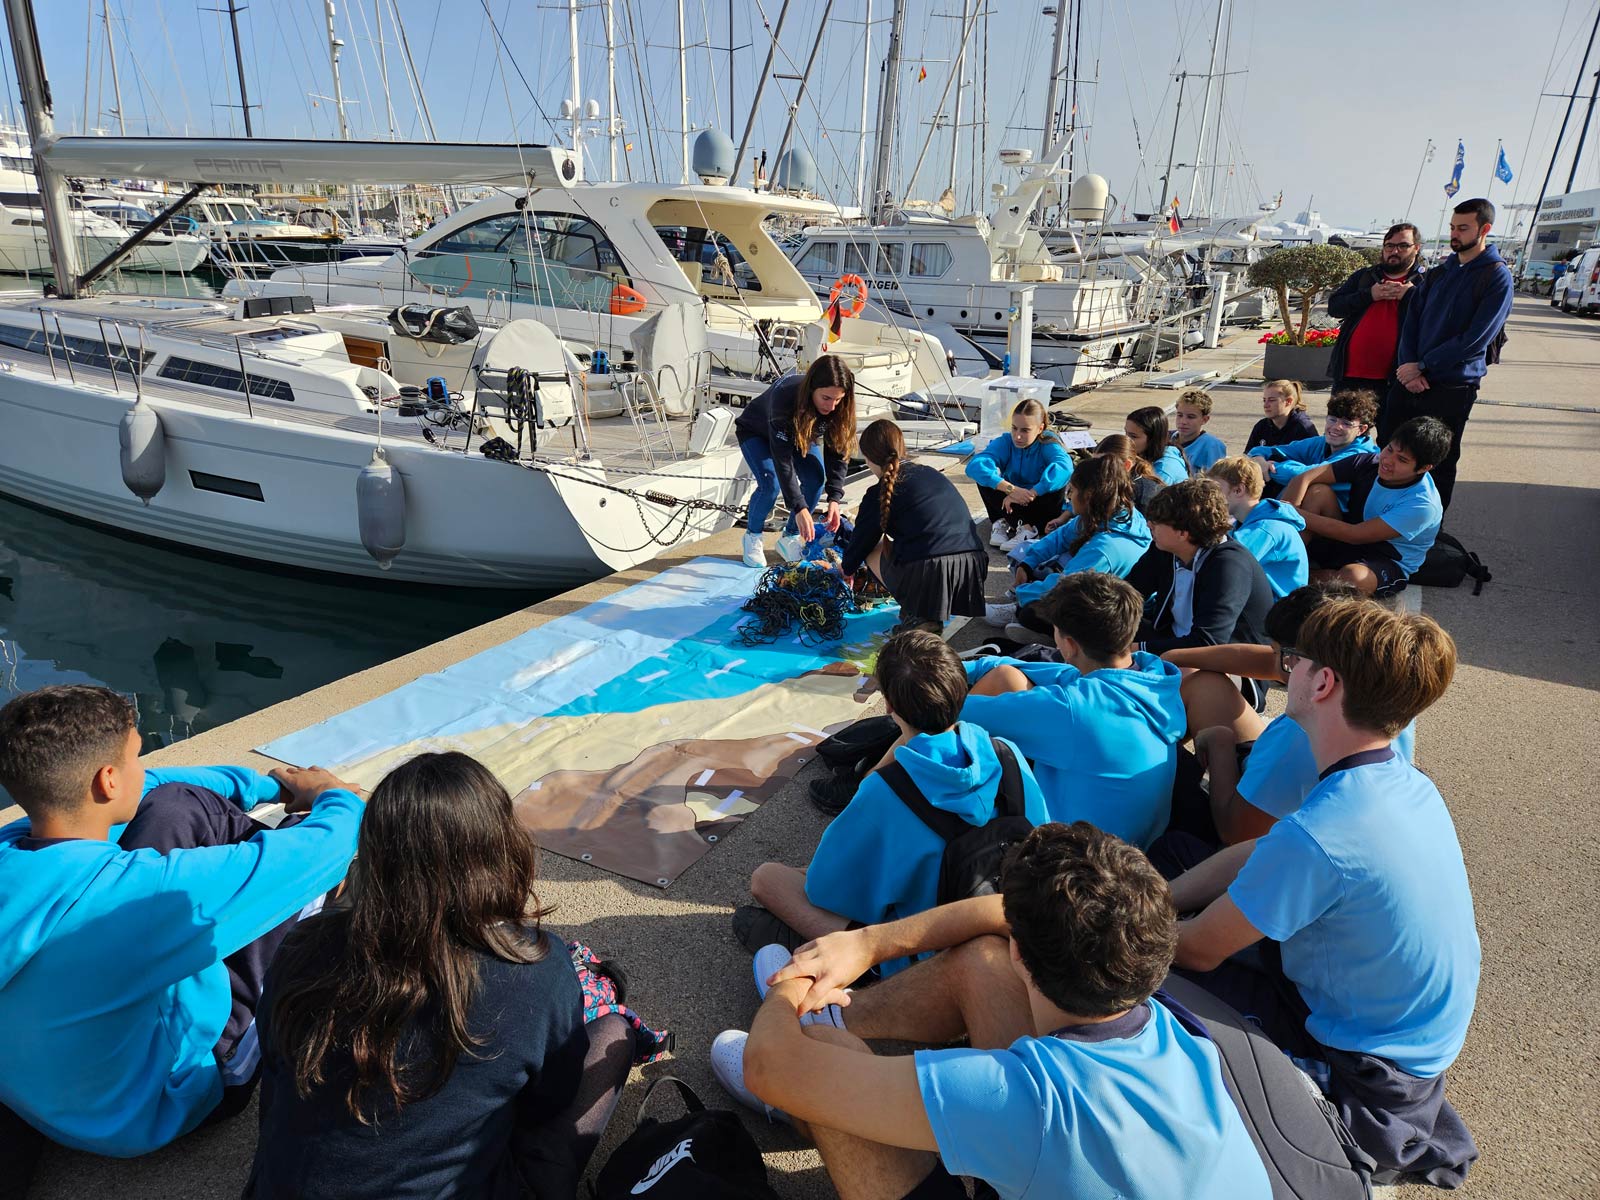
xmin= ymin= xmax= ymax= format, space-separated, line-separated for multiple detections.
xmin=1559 ymin=247 xmax=1600 ymax=314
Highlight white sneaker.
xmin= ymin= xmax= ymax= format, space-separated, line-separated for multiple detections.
xmin=774 ymin=533 xmax=804 ymax=562
xmin=752 ymin=943 xmax=849 ymax=1028
xmin=984 ymin=601 xmax=1018 ymax=626
xmin=989 ymin=520 xmax=1013 ymax=548
xmin=741 ymin=532 xmax=767 ymax=568
xmin=710 ymin=1030 xmax=790 ymax=1123
xmin=999 ymin=524 xmax=1039 ymax=554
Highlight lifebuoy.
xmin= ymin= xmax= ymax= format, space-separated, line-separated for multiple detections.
xmin=609 ymin=284 xmax=647 ymax=315
xmin=827 ymin=273 xmax=868 ymax=318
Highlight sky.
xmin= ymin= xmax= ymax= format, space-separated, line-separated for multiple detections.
xmin=9 ymin=0 xmax=1600 ymax=235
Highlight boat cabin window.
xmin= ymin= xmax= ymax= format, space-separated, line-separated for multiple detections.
xmin=795 ymin=240 xmax=839 ymax=276
xmin=652 ymin=225 xmax=763 ymax=293
xmin=159 ymin=355 xmax=295 ymax=403
xmin=411 ymin=210 xmax=634 ymax=311
xmin=0 ymin=322 xmax=151 ymax=373
xmin=910 ymin=242 xmax=952 ymax=277
xmin=876 ymin=243 xmax=904 ymax=275
xmin=0 ymin=155 xmax=31 ymax=172
xmin=0 ymin=191 xmax=40 ymax=209
xmin=842 ymin=242 xmax=871 ymax=275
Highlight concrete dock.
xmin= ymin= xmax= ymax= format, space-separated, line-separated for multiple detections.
xmin=10 ymin=296 xmax=1598 ymax=1198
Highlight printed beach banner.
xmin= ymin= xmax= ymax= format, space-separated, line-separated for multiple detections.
xmin=259 ymin=558 xmax=902 ymax=887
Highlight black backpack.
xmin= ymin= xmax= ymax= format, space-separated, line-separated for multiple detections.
xmin=1410 ymin=531 xmax=1492 ymax=595
xmin=592 ymin=1077 xmax=778 ymax=1200
xmin=877 ymin=738 xmax=1033 ymax=905
xmin=1470 ymin=261 xmax=1512 ymax=366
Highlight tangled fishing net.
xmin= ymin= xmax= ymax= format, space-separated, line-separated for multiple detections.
xmin=733 ymin=551 xmax=894 ymax=647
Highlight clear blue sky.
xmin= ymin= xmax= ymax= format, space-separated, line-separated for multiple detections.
xmin=11 ymin=0 xmax=1600 ymax=232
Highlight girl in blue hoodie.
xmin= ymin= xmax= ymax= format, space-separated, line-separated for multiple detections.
xmin=1127 ymin=405 xmax=1190 ymax=486
xmin=1207 ymin=456 xmax=1309 ymax=599
xmin=743 ymin=632 xmax=1048 ymax=973
xmin=964 ymin=397 xmax=1075 ymax=546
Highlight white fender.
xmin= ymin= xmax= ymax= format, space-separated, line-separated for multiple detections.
xmin=356 ymin=449 xmax=406 ymax=569
xmin=118 ymin=401 xmax=166 ymax=504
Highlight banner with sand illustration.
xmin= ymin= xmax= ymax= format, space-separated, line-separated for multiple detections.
xmin=259 ymin=558 xmax=902 ymax=887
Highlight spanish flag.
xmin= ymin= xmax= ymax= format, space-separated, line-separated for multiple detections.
xmin=917 ymin=66 xmax=927 ymax=82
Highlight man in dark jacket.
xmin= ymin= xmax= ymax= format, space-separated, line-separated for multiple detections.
xmin=1384 ymin=198 xmax=1514 ymax=509
xmin=1326 ymin=222 xmax=1424 ymax=404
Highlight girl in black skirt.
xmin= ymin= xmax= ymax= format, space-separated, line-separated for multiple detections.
xmin=841 ymin=419 xmax=988 ymax=632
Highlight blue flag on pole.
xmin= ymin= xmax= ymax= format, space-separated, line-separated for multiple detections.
xmin=1495 ymin=145 xmax=1514 ymax=184
xmin=1444 ymin=140 xmax=1464 ymax=198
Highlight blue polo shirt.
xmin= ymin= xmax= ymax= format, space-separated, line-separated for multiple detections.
xmin=915 ymin=999 xmax=1270 ymax=1199
xmin=1230 ymin=750 xmax=1480 ymax=1077
xmin=1238 ymin=714 xmax=1416 ymax=820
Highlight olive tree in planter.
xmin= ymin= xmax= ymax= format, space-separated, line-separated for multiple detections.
xmin=1247 ymin=244 xmax=1370 ymax=385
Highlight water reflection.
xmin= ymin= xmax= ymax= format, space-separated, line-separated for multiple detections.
xmin=0 ymin=492 xmax=538 ymax=757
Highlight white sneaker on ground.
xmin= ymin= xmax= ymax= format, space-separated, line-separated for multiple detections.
xmin=751 ymin=943 xmax=848 ymax=1029
xmin=989 ymin=520 xmax=1013 ymax=548
xmin=774 ymin=533 xmax=804 ymax=562
xmin=710 ymin=1030 xmax=790 ymax=1123
xmin=741 ymin=532 xmax=767 ymax=568
xmin=984 ymin=601 xmax=1018 ymax=626
xmin=999 ymin=524 xmax=1039 ymax=554
xmin=1005 ymin=621 xmax=1056 ymax=647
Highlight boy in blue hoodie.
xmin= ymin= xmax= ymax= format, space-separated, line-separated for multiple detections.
xmin=1247 ymin=388 xmax=1379 ymax=503
xmin=964 ymin=398 xmax=1075 ymax=549
xmin=1173 ymin=390 xmax=1228 ymax=476
xmin=963 ymin=572 xmax=1185 ymax=848
xmin=1208 ymin=456 xmax=1308 ymax=599
xmin=740 ymin=632 xmax=1049 ymax=971
xmin=0 ymin=686 xmax=364 ymax=1174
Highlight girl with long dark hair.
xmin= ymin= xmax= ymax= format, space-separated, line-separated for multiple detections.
xmin=732 ymin=355 xmax=858 ymax=566
xmin=840 ymin=418 xmax=988 ymax=633
xmin=983 ymin=455 xmax=1153 ymax=634
xmin=246 ymin=753 xmax=662 ymax=1200
xmin=1125 ymin=405 xmax=1190 ymax=486
xmin=1094 ymin=432 xmax=1165 ymax=512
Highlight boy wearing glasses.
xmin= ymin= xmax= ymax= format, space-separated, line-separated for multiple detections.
xmin=1246 ymin=388 xmax=1379 ymax=502
xmin=1326 ymin=221 xmax=1424 ymax=399
xmin=1165 ymin=599 xmax=1480 ymax=1187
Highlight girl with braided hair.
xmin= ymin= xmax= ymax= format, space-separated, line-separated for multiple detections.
xmin=1093 ymin=432 xmax=1165 ymax=513
xmin=840 ymin=419 xmax=988 ymax=633
xmin=983 ymin=455 xmax=1153 ymax=636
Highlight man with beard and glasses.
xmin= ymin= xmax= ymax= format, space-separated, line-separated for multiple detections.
xmin=1326 ymin=222 xmax=1425 ymax=410
xmin=1383 ymin=198 xmax=1514 ymax=509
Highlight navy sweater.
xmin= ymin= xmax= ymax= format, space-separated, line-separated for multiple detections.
xmin=842 ymin=462 xmax=985 ymax=576
xmin=1396 ymin=246 xmax=1514 ymax=384
xmin=733 ymin=374 xmax=849 ymax=510
xmin=1141 ymin=539 xmax=1275 ymax=653
xmin=247 ymin=923 xmax=587 ymax=1200
xmin=1244 ymin=409 xmax=1319 ymax=453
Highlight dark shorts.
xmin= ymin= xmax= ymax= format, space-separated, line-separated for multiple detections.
xmin=1307 ymin=536 xmax=1408 ymax=592
xmin=899 ymin=1160 xmax=968 ymax=1200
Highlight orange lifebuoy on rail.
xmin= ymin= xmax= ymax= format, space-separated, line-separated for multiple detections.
xmin=609 ymin=284 xmax=647 ymax=315
xmin=827 ymin=273 xmax=868 ymax=318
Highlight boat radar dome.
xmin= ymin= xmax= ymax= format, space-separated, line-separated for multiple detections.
xmin=692 ymin=129 xmax=736 ymax=184
xmin=772 ymin=147 xmax=817 ymax=194
xmin=1067 ymin=173 xmax=1110 ymax=221
xmin=998 ymin=148 xmax=1034 ymax=167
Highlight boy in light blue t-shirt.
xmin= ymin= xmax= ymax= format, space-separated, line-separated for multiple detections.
xmin=1168 ymin=598 xmax=1480 ymax=1186
xmin=721 ymin=822 xmax=1271 ymax=1200
xmin=1174 ymin=390 xmax=1229 ymax=476
xmin=1279 ymin=415 xmax=1448 ymax=596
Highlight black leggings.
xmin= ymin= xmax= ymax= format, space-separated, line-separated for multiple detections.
xmin=977 ymin=485 xmax=1066 ymax=531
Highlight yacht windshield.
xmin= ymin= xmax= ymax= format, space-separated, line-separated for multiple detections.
xmin=409 ymin=210 xmax=633 ymax=312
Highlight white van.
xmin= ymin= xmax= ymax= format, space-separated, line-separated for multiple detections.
xmin=1560 ymin=247 xmax=1600 ymax=314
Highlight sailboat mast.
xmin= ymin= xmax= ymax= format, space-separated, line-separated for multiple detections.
xmin=605 ymin=0 xmax=618 ymax=180
xmin=775 ymin=0 xmax=835 ymax=173
xmin=568 ymin=0 xmax=583 ymax=152
xmin=226 ymin=0 xmax=256 ymax=136
xmin=102 ymin=1 xmax=125 ymax=134
xmin=1206 ymin=0 xmax=1234 ymax=214
xmin=677 ymin=0 xmax=689 ymax=182
xmin=869 ymin=0 xmax=906 ymax=222
xmin=374 ymin=0 xmax=397 ymax=138
xmin=730 ymin=0 xmax=791 ymax=187
xmin=3 ymin=0 xmax=84 ymax=295
xmin=1160 ymin=71 xmax=1186 ymax=212
xmin=1187 ymin=0 xmax=1227 ymax=215
xmin=323 ymin=0 xmax=360 ymax=226
xmin=949 ymin=0 xmax=968 ymax=199
xmin=1040 ymin=3 xmax=1066 ymax=158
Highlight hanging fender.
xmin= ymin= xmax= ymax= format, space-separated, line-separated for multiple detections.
xmin=356 ymin=449 xmax=407 ymax=569
xmin=118 ymin=401 xmax=166 ymax=505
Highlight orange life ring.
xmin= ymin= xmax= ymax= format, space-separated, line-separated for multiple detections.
xmin=609 ymin=283 xmax=647 ymax=316
xmin=827 ymin=273 xmax=868 ymax=319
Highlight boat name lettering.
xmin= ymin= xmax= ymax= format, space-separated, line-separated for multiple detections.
xmin=192 ymin=158 xmax=286 ymax=177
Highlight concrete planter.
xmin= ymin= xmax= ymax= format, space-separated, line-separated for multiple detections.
xmin=1262 ymin=342 xmax=1335 ymax=388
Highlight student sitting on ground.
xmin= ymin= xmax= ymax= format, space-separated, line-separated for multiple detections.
xmin=841 ymin=419 xmax=989 ymax=634
xmin=735 ymin=631 xmax=1048 ymax=965
xmin=1095 ymin=432 xmax=1165 ymax=512
xmin=1139 ymin=478 xmax=1275 ymax=655
xmin=1246 ymin=388 xmax=1380 ymax=501
xmin=1243 ymin=379 xmax=1318 ymax=452
xmin=983 ymin=455 xmax=1151 ymax=636
xmin=1126 ymin=405 xmax=1190 ymax=486
xmin=1159 ymin=584 xmax=1415 ymax=847
xmin=247 ymin=752 xmax=656 ymax=1200
xmin=1278 ymin=415 xmax=1448 ymax=597
xmin=1174 ymin=389 xmax=1229 ymax=475
xmin=715 ymin=823 xmax=1272 ymax=1200
xmin=963 ymin=572 xmax=1184 ymax=848
xmin=1162 ymin=600 xmax=1480 ymax=1187
xmin=0 ymin=686 xmax=363 ymax=1182
xmin=1208 ymin=456 xmax=1309 ymax=599
xmin=965 ymin=397 xmax=1074 ymax=552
